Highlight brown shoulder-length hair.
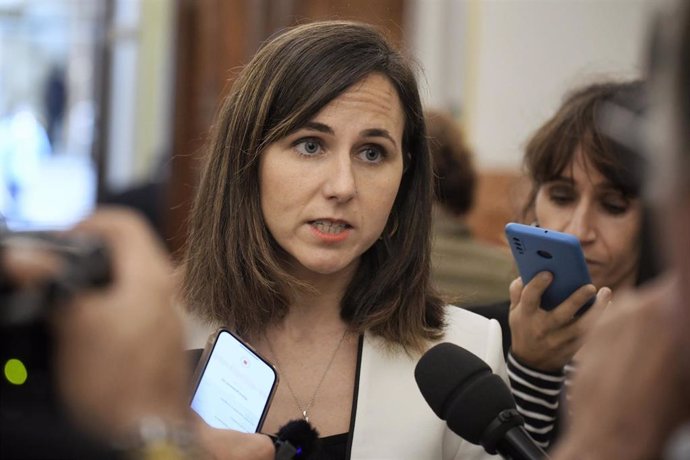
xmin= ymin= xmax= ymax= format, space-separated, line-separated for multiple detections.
xmin=522 ymin=79 xmax=662 ymax=285
xmin=182 ymin=21 xmax=444 ymax=350
xmin=522 ymin=80 xmax=647 ymax=217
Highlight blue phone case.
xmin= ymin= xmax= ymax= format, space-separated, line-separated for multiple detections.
xmin=505 ymin=223 xmax=594 ymax=313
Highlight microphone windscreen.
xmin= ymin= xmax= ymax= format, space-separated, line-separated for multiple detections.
xmin=276 ymin=419 xmax=319 ymax=458
xmin=414 ymin=342 xmax=516 ymax=444
xmin=414 ymin=343 xmax=490 ymax=418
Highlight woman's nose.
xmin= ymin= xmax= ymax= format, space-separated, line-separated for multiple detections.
xmin=565 ymin=202 xmax=596 ymax=244
xmin=322 ymin=153 xmax=356 ymax=203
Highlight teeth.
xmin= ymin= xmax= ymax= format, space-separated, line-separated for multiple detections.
xmin=312 ymin=221 xmax=348 ymax=234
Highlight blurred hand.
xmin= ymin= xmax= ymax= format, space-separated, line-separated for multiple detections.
xmin=1 ymin=207 xmax=279 ymax=459
xmin=193 ymin=415 xmax=275 ymax=460
xmin=50 ymin=208 xmax=189 ymax=439
xmin=508 ymin=273 xmax=611 ymax=372
xmin=552 ymin=275 xmax=690 ymax=460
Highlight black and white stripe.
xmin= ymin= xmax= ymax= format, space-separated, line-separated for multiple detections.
xmin=507 ymin=352 xmax=565 ymax=449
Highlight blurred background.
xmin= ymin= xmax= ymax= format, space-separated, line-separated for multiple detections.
xmin=0 ymin=0 xmax=655 ymax=252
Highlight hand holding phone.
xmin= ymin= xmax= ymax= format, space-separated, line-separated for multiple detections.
xmin=190 ymin=329 xmax=278 ymax=433
xmin=505 ymin=223 xmax=595 ymax=314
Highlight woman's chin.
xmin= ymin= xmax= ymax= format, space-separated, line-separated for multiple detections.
xmin=292 ymin=257 xmax=360 ymax=279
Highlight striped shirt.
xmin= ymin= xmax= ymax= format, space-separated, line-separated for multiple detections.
xmin=507 ymin=352 xmax=576 ymax=449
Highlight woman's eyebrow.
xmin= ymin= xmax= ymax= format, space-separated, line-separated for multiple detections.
xmin=301 ymin=121 xmax=333 ymax=134
xmin=298 ymin=123 xmax=398 ymax=149
xmin=360 ymin=128 xmax=398 ymax=149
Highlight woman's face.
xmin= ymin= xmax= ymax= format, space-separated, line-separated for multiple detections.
xmin=534 ymin=148 xmax=643 ymax=290
xmin=259 ymin=73 xmax=405 ymax=281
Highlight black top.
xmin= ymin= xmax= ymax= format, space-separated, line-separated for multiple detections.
xmin=315 ymin=433 xmax=349 ymax=460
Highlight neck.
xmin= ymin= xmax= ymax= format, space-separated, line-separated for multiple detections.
xmin=612 ymin=265 xmax=640 ymax=293
xmin=274 ymin=260 xmax=358 ymax=339
xmin=264 ymin=283 xmax=349 ymax=345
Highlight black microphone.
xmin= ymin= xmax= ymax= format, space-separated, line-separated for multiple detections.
xmin=414 ymin=342 xmax=548 ymax=460
xmin=274 ymin=419 xmax=319 ymax=460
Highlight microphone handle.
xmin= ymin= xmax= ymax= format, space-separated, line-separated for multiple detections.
xmin=495 ymin=426 xmax=549 ymax=460
xmin=274 ymin=439 xmax=298 ymax=460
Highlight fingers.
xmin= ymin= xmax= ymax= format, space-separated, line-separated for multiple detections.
xmin=73 ymin=207 xmax=167 ymax=258
xmin=508 ymin=277 xmax=523 ymax=310
xmin=70 ymin=207 xmax=172 ymax=291
xmin=575 ymin=287 xmax=613 ymax=337
xmin=0 ymin=245 xmax=63 ymax=288
xmin=195 ymin=419 xmax=276 ymax=460
xmin=549 ymin=284 xmax=599 ymax=325
xmin=546 ymin=287 xmax=613 ymax=359
xmin=517 ymin=272 xmax=553 ymax=314
xmin=57 ymin=206 xmax=175 ymax=326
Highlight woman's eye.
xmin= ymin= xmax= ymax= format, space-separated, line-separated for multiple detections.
xmin=601 ymin=196 xmax=630 ymax=215
xmin=547 ymin=186 xmax=575 ymax=205
xmin=358 ymin=146 xmax=384 ymax=163
xmin=603 ymin=204 xmax=627 ymax=215
xmin=294 ymin=139 xmax=322 ymax=156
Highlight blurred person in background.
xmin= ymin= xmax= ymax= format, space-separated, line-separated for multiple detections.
xmin=426 ymin=109 xmax=516 ymax=307
xmin=43 ymin=65 xmax=67 ymax=150
xmin=469 ymin=79 xmax=663 ymax=449
xmin=553 ymin=0 xmax=690 ymax=458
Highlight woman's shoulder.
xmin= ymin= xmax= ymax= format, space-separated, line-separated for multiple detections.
xmin=445 ymin=303 xmax=497 ymax=326
xmin=462 ymin=301 xmax=511 ymax=358
xmin=445 ymin=302 xmax=509 ymax=330
xmin=440 ymin=305 xmax=506 ymax=373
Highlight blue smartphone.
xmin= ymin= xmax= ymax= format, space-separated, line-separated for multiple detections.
xmin=190 ymin=329 xmax=278 ymax=433
xmin=505 ymin=223 xmax=595 ymax=314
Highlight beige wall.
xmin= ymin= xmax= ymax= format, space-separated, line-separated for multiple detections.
xmin=408 ymin=0 xmax=657 ymax=169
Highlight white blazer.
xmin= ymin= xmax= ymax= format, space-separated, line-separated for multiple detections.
xmin=349 ymin=306 xmax=506 ymax=459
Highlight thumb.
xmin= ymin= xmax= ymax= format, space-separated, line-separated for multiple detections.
xmin=509 ymin=276 xmax=524 ymax=311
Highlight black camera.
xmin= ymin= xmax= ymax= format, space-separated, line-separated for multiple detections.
xmin=0 ymin=231 xmax=112 ymax=326
xmin=0 ymin=231 xmax=112 ymax=451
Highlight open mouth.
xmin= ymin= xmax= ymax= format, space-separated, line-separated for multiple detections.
xmin=310 ymin=220 xmax=352 ymax=234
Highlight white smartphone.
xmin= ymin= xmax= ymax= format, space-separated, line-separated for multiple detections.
xmin=190 ymin=328 xmax=278 ymax=433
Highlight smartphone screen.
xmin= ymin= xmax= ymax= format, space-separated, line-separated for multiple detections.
xmin=190 ymin=329 xmax=278 ymax=433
